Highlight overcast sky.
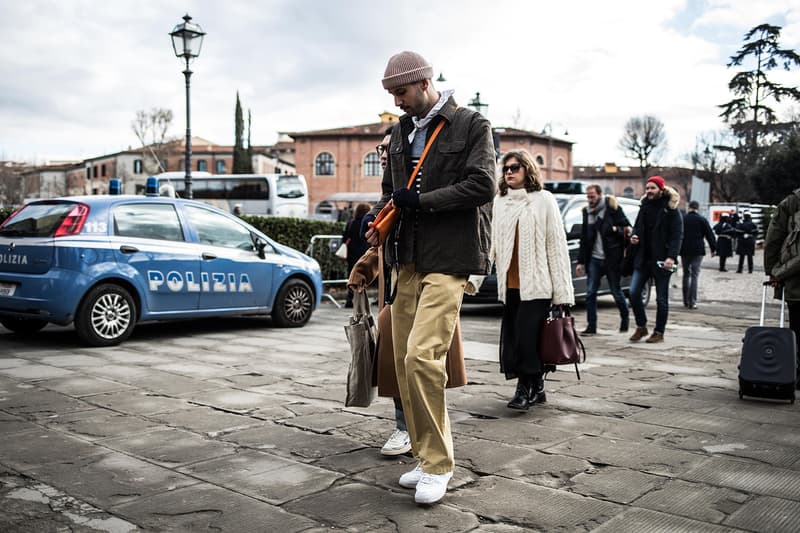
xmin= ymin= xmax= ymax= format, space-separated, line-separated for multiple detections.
xmin=1 ymin=0 xmax=798 ymax=168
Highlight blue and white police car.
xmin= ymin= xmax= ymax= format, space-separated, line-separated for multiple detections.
xmin=0 ymin=179 xmax=323 ymax=346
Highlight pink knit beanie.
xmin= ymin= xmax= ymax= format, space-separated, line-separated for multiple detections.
xmin=382 ymin=51 xmax=434 ymax=90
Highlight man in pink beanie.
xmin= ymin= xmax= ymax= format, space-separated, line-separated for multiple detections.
xmin=627 ymin=175 xmax=684 ymax=343
xmin=364 ymin=51 xmax=495 ymax=504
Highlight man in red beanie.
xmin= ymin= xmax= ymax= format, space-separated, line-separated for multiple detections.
xmin=627 ymin=176 xmax=684 ymax=343
xmin=364 ymin=51 xmax=495 ymax=504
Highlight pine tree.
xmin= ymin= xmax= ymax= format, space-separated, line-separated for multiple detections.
xmin=719 ymin=24 xmax=800 ymax=169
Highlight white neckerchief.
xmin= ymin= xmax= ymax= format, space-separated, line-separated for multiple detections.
xmin=409 ymin=89 xmax=454 ymax=143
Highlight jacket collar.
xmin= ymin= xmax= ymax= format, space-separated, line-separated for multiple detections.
xmin=640 ymin=186 xmax=680 ymax=210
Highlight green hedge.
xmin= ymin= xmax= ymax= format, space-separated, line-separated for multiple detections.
xmin=242 ymin=216 xmax=349 ymax=281
xmin=0 ymin=207 xmax=15 ymax=224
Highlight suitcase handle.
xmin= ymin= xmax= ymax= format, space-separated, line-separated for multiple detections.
xmin=760 ymin=284 xmax=785 ymax=328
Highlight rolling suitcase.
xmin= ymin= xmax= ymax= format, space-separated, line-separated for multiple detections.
xmin=739 ymin=285 xmax=796 ymax=403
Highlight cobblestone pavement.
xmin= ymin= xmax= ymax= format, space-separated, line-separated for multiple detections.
xmin=1 ymin=251 xmax=799 ymax=532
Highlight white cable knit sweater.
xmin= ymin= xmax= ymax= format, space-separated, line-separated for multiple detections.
xmin=491 ymin=188 xmax=575 ymax=305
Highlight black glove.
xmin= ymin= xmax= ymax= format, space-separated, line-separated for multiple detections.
xmin=360 ymin=213 xmax=376 ymax=240
xmin=392 ymin=188 xmax=420 ymax=209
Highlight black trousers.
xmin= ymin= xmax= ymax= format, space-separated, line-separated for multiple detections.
xmin=500 ymin=289 xmax=551 ymax=379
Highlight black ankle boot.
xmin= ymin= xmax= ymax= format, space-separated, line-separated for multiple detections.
xmin=507 ymin=378 xmax=533 ymax=410
xmin=529 ymin=374 xmax=547 ymax=405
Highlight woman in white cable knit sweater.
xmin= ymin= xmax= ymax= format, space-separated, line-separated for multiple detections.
xmin=492 ymin=149 xmax=575 ymax=410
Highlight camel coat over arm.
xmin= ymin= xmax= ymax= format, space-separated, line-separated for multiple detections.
xmin=348 ymin=247 xmax=467 ymax=397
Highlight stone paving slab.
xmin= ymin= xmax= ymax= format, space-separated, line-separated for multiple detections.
xmin=631 ymin=478 xmax=750 ymax=523
xmin=545 ymin=435 xmax=707 ymax=476
xmin=0 ymin=427 xmax=107 ymax=472
xmin=83 ymin=390 xmax=193 ymax=417
xmin=725 ymin=495 xmax=800 ymax=533
xmin=284 ymin=481 xmax=480 ymax=531
xmin=452 ymin=475 xmax=621 ymax=530
xmin=40 ymin=409 xmax=163 ymax=440
xmin=112 ymin=482 xmax=319 ymax=532
xmin=569 ymin=467 xmax=665 ymax=504
xmin=25 ymin=450 xmax=200 ymax=508
xmin=221 ymin=421 xmax=366 ymax=461
xmin=179 ymin=449 xmax=343 ymax=505
xmin=101 ymin=427 xmax=237 ymax=467
xmin=681 ymin=456 xmax=800 ymax=500
xmin=34 ymin=375 xmax=134 ymax=397
xmin=592 ymin=507 xmax=749 ymax=532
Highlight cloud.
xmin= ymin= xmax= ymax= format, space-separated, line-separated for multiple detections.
xmin=1 ymin=0 xmax=798 ymax=166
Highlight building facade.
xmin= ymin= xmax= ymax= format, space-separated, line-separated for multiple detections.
xmin=290 ymin=114 xmax=574 ymax=209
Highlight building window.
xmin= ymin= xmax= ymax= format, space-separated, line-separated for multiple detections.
xmin=133 ymin=159 xmax=143 ymax=174
xmin=535 ymin=155 xmax=545 ymax=166
xmin=216 ymin=160 xmax=226 ymax=173
xmin=315 ymin=152 xmax=335 ymax=176
xmin=101 ymin=164 xmax=106 ymax=177
xmin=197 ymin=160 xmax=207 ymax=172
xmin=363 ymin=153 xmax=381 ymax=177
xmin=93 ymin=166 xmax=98 ymax=178
xmin=161 ymin=160 xmax=169 ymax=172
xmin=623 ymin=186 xmax=635 ymax=198
xmin=556 ymin=156 xmax=566 ymax=169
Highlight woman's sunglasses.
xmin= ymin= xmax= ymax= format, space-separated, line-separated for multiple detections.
xmin=502 ymin=163 xmax=521 ymax=174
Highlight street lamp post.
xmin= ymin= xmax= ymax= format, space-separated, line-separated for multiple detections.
xmin=170 ymin=14 xmax=205 ymax=199
xmin=541 ymin=122 xmax=569 ymax=180
xmin=468 ymin=92 xmax=499 ymax=160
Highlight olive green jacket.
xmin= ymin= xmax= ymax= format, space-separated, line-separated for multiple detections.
xmin=764 ymin=190 xmax=800 ymax=301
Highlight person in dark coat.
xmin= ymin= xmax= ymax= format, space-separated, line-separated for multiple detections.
xmin=628 ymin=176 xmax=683 ymax=343
xmin=713 ymin=214 xmax=735 ymax=271
xmin=342 ymin=203 xmax=371 ymax=307
xmin=735 ymin=211 xmax=757 ymax=274
xmin=575 ymin=184 xmax=631 ymax=334
xmin=679 ymin=201 xmax=716 ymax=309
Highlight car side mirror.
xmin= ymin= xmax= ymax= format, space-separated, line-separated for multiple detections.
xmin=567 ymin=223 xmax=582 ymax=240
xmin=255 ymin=238 xmax=267 ymax=259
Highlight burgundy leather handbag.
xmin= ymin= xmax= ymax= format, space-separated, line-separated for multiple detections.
xmin=539 ymin=306 xmax=586 ymax=379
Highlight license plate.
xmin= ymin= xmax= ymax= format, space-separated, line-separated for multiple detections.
xmin=0 ymin=282 xmax=16 ymax=296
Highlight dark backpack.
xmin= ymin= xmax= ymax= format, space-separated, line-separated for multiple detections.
xmin=771 ymin=190 xmax=800 ymax=281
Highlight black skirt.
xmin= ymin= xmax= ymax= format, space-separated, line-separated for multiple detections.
xmin=500 ymin=289 xmax=551 ymax=380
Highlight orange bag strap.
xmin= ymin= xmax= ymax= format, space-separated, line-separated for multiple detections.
xmin=403 ymin=119 xmax=446 ymax=190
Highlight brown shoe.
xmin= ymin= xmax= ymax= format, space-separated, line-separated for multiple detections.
xmin=645 ymin=332 xmax=664 ymax=343
xmin=629 ymin=327 xmax=648 ymax=342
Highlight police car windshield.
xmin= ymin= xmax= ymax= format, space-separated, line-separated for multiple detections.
xmin=276 ymin=176 xmax=304 ymax=199
xmin=0 ymin=202 xmax=75 ymax=237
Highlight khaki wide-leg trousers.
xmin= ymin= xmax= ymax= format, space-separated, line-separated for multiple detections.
xmin=392 ymin=264 xmax=466 ymax=474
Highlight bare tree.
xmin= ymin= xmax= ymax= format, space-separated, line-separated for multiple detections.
xmin=687 ymin=131 xmax=745 ymax=202
xmin=618 ymin=115 xmax=667 ymax=181
xmin=131 ymin=108 xmax=175 ymax=174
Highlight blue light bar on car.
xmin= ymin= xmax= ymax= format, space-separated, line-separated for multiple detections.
xmin=145 ymin=177 xmax=159 ymax=196
xmin=109 ymin=179 xmax=121 ymax=195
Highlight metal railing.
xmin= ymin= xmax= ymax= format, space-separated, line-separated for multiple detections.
xmin=306 ymin=234 xmax=349 ymax=308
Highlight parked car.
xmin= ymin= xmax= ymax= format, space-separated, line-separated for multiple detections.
xmin=0 ymin=191 xmax=323 ymax=346
xmin=464 ymin=193 xmax=651 ymax=304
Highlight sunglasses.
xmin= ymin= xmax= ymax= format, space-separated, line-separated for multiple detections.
xmin=502 ymin=163 xmax=521 ymax=174
xmin=375 ymin=145 xmax=387 ymax=156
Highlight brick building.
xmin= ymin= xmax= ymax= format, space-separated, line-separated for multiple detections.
xmin=289 ymin=113 xmax=574 ymax=209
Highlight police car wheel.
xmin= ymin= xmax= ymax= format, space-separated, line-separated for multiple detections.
xmin=76 ymin=284 xmax=137 ymax=347
xmin=273 ymin=278 xmax=313 ymax=327
xmin=1 ymin=318 xmax=48 ymax=335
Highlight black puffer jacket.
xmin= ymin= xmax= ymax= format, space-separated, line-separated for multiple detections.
xmin=630 ymin=186 xmax=684 ymax=269
xmin=371 ymin=96 xmax=496 ymax=275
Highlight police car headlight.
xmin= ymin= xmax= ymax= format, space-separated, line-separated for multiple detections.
xmin=311 ymin=259 xmax=321 ymax=272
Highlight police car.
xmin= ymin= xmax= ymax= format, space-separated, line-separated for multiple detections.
xmin=0 ymin=178 xmax=323 ymax=346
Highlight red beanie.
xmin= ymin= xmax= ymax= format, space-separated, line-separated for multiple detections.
xmin=647 ymin=176 xmax=665 ymax=190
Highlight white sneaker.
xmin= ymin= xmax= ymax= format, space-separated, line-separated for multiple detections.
xmin=398 ymin=464 xmax=423 ymax=488
xmin=381 ymin=429 xmax=411 ymax=456
xmin=414 ymin=471 xmax=453 ymax=504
